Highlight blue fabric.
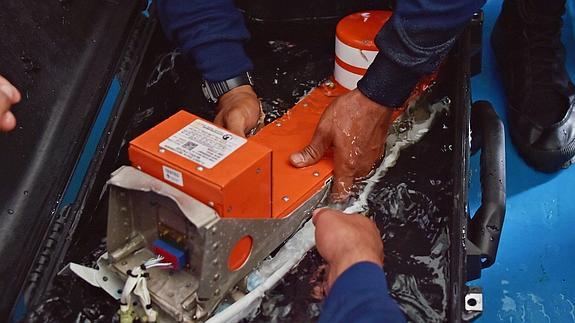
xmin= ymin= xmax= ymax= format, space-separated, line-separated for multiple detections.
xmin=157 ymin=0 xmax=485 ymax=106
xmin=156 ymin=0 xmax=253 ymax=82
xmin=358 ymin=0 xmax=486 ymax=107
xmin=319 ymin=262 xmax=406 ymax=323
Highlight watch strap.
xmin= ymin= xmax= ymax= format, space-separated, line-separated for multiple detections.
xmin=202 ymin=72 xmax=253 ymax=103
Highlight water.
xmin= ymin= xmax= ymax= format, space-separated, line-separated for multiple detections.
xmin=243 ymin=103 xmax=454 ymax=323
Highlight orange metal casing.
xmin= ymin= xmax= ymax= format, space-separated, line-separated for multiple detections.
xmin=251 ymin=86 xmax=341 ymax=218
xmin=336 ymin=11 xmax=392 ymax=50
xmin=128 ymin=9 xmax=435 ymax=221
xmin=250 ymin=81 xmax=420 ymax=219
xmin=129 ymin=111 xmax=272 ymax=219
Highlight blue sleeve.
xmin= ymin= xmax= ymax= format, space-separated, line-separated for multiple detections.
xmin=319 ymin=262 xmax=406 ymax=323
xmin=156 ymin=0 xmax=253 ymax=82
xmin=357 ymin=0 xmax=486 ymax=108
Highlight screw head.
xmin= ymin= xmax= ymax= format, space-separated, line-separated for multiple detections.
xmin=196 ymin=166 xmax=204 ymax=171
xmin=159 ymin=148 xmax=166 ymax=153
xmin=282 ymin=195 xmax=290 ymax=202
xmin=313 ymin=171 xmax=320 ymax=177
xmin=323 ymin=80 xmax=335 ymax=89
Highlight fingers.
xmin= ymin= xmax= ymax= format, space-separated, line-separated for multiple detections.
xmin=223 ymin=113 xmax=247 ymax=138
xmin=0 ymin=77 xmax=20 ymax=132
xmin=214 ymin=109 xmax=247 ymax=138
xmin=290 ymin=123 xmax=332 ymax=168
xmin=213 ymin=111 xmax=224 ymax=127
xmin=0 ymin=111 xmax=16 ymax=132
xmin=214 ymin=85 xmax=260 ymax=137
xmin=312 ymin=207 xmax=331 ymax=225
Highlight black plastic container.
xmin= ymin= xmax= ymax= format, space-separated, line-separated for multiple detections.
xmin=0 ymin=2 xmax=505 ymax=321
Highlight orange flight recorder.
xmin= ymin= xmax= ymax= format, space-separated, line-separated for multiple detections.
xmin=128 ymin=10 xmax=435 ymax=221
xmin=128 ymin=85 xmax=341 ymax=220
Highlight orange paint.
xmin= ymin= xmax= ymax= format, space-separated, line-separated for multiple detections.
xmin=128 ymin=9 xmax=437 ymax=263
xmin=336 ymin=10 xmax=392 ymax=50
xmin=129 ymin=111 xmax=272 ymax=219
xmin=228 ymin=235 xmax=253 ymax=271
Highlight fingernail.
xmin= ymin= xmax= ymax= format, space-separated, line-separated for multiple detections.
xmin=290 ymin=153 xmax=304 ymax=165
xmin=0 ymin=84 xmax=14 ymax=100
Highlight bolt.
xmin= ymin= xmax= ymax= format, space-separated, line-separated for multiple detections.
xmin=255 ymin=168 xmax=262 ymax=174
xmin=196 ymin=166 xmax=204 ymax=171
xmin=212 ymin=242 xmax=219 ymax=250
xmin=213 ymin=273 xmax=220 ymax=281
xmin=136 ymin=165 xmax=142 ymax=170
xmin=323 ymin=80 xmax=335 ymax=89
xmin=159 ymin=148 xmax=166 ymax=153
xmin=120 ymin=206 xmax=127 ymax=212
xmin=282 ymin=195 xmax=290 ymax=202
xmin=208 ymin=201 xmax=215 ymax=207
xmin=275 ymin=122 xmax=282 ymax=127
xmin=214 ymin=289 xmax=220 ymax=296
xmin=302 ymin=103 xmax=309 ymax=107
xmin=211 ymin=226 xmax=217 ymax=234
xmin=313 ymin=171 xmax=320 ymax=177
xmin=212 ymin=258 xmax=219 ymax=265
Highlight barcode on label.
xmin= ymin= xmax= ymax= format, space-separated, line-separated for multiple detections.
xmin=162 ymin=165 xmax=184 ymax=186
xmin=182 ymin=141 xmax=197 ymax=151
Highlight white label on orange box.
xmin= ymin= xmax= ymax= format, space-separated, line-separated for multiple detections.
xmin=162 ymin=165 xmax=184 ymax=186
xmin=159 ymin=119 xmax=246 ymax=169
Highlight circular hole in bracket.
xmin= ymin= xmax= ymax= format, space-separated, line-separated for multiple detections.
xmin=227 ymin=235 xmax=253 ymax=271
xmin=467 ymin=298 xmax=477 ymax=307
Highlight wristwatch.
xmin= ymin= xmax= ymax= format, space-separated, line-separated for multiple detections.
xmin=201 ymin=72 xmax=254 ymax=104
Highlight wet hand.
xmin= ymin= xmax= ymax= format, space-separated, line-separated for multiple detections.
xmin=0 ymin=75 xmax=21 ymax=132
xmin=289 ymin=89 xmax=394 ymax=201
xmin=214 ymin=85 xmax=261 ymax=137
xmin=313 ymin=208 xmax=383 ymax=292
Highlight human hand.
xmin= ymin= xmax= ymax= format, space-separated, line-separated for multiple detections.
xmin=313 ymin=208 xmax=383 ymax=292
xmin=0 ymin=75 xmax=21 ymax=132
xmin=289 ymin=89 xmax=393 ymax=202
xmin=214 ymin=85 xmax=262 ymax=137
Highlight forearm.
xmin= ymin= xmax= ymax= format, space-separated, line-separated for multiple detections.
xmin=156 ymin=0 xmax=253 ymax=81
xmin=357 ymin=0 xmax=485 ymax=107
